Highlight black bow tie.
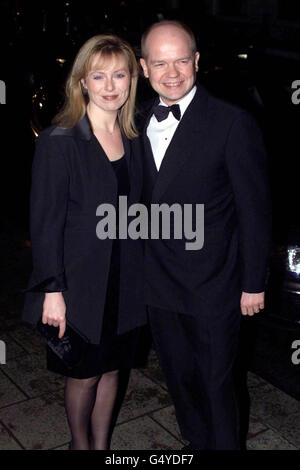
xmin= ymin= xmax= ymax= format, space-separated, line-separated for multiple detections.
xmin=153 ymin=104 xmax=181 ymax=122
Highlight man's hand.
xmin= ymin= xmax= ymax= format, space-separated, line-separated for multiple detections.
xmin=42 ymin=292 xmax=66 ymax=338
xmin=240 ymin=292 xmax=265 ymax=316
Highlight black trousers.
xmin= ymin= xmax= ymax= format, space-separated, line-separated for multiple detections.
xmin=148 ymin=306 xmax=241 ymax=450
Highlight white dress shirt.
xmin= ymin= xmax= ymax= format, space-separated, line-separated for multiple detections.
xmin=147 ymin=86 xmax=197 ymax=171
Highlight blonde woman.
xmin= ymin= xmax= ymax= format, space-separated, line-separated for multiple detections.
xmin=23 ymin=35 xmax=146 ymax=450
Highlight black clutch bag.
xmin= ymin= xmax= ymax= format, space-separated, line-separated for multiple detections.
xmin=36 ymin=319 xmax=89 ymax=369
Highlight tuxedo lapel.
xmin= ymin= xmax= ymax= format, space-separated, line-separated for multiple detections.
xmin=121 ymin=133 xmax=136 ymax=206
xmin=143 ymin=129 xmax=158 ymax=179
xmin=143 ymin=98 xmax=159 ymax=180
xmin=151 ymin=85 xmax=209 ymax=202
xmin=140 ymin=99 xmax=159 ymax=205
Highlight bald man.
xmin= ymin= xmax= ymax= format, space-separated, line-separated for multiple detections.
xmin=138 ymin=20 xmax=271 ymax=450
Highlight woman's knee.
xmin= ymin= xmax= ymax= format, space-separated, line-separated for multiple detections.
xmin=66 ymin=375 xmax=100 ymax=390
xmin=101 ymin=369 xmax=119 ymax=380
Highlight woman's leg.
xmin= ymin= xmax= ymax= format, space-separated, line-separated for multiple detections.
xmin=90 ymin=369 xmax=119 ymax=450
xmin=65 ymin=375 xmax=100 ymax=450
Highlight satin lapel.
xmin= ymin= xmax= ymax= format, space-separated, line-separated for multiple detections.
xmin=88 ymin=135 xmax=118 ymax=206
xmin=151 ymin=85 xmax=209 ymax=202
xmin=143 ymin=126 xmax=158 ymax=181
xmin=122 ymin=135 xmax=138 ymax=206
xmin=143 ymin=99 xmax=159 ymax=172
xmin=74 ymin=113 xmax=93 ymax=140
xmin=121 ymin=132 xmax=131 ymax=167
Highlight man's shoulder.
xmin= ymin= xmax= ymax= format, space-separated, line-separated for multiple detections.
xmin=197 ymin=84 xmax=248 ymax=122
xmin=199 ymin=85 xmax=263 ymax=143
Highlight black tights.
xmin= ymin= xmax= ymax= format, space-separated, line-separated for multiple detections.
xmin=65 ymin=370 xmax=119 ymax=450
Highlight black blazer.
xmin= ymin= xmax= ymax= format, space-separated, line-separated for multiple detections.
xmin=140 ymin=84 xmax=272 ymax=317
xmin=22 ymin=114 xmax=147 ymax=343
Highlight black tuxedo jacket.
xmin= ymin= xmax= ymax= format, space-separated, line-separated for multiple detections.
xmin=22 ymin=114 xmax=146 ymax=343
xmin=139 ymin=84 xmax=272 ymax=318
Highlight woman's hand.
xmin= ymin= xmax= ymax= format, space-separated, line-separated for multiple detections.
xmin=42 ymin=292 xmax=66 ymax=338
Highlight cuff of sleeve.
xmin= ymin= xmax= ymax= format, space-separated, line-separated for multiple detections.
xmin=26 ymin=272 xmax=67 ymax=293
xmin=241 ymin=282 xmax=267 ymax=294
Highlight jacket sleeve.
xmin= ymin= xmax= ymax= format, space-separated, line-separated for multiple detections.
xmin=25 ymin=132 xmax=69 ymax=292
xmin=225 ymin=111 xmax=272 ymax=293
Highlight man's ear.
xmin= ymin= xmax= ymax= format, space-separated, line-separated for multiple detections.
xmin=140 ymin=58 xmax=149 ymax=78
xmin=194 ymin=52 xmax=200 ymax=72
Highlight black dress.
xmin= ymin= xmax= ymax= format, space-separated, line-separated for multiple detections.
xmin=47 ymin=154 xmax=139 ymax=378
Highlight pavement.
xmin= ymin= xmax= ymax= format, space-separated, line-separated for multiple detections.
xmin=1 ymin=224 xmax=300 ymax=451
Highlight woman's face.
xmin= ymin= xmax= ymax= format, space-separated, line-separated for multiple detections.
xmin=81 ymin=53 xmax=131 ymax=113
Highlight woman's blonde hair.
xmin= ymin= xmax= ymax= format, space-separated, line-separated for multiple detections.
xmin=52 ymin=34 xmax=139 ymax=138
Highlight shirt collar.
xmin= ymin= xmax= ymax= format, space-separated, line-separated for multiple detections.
xmin=159 ymin=85 xmax=197 ymax=118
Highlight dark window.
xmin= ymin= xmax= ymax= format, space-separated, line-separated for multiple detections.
xmin=218 ymin=0 xmax=246 ymax=16
xmin=278 ymin=0 xmax=300 ymax=21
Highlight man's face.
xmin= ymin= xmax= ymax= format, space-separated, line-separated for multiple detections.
xmin=140 ymin=25 xmax=199 ymax=106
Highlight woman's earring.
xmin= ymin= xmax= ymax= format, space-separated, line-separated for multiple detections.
xmin=81 ymin=83 xmax=88 ymax=95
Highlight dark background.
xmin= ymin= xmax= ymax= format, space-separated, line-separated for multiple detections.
xmin=1 ymin=0 xmax=300 ymax=236
xmin=0 ymin=0 xmax=300 ymax=400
